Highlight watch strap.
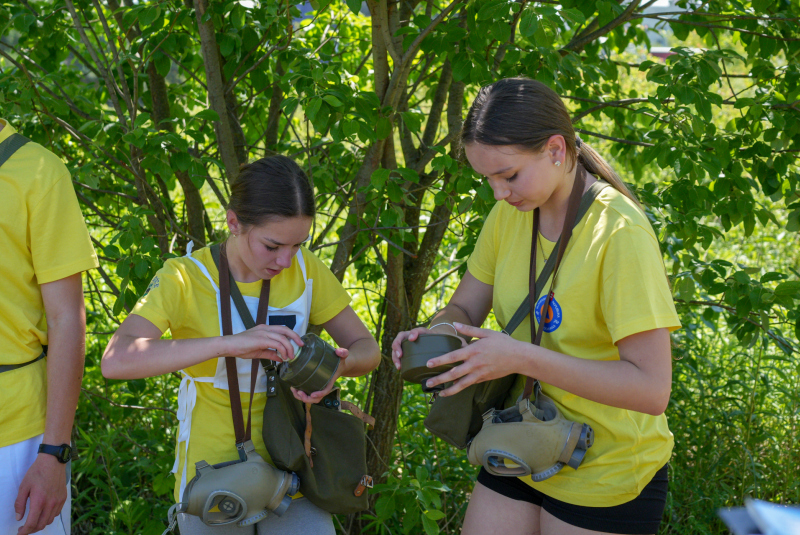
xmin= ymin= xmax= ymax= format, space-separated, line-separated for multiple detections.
xmin=38 ymin=443 xmax=71 ymax=464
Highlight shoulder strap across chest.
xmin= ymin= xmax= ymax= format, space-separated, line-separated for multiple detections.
xmin=0 ymin=133 xmax=31 ymax=169
xmin=212 ymin=242 xmax=270 ymax=454
xmin=502 ymin=177 xmax=609 ymax=337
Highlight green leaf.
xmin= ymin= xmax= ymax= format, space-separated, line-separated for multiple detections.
xmin=787 ymin=209 xmax=800 ymax=232
xmin=415 ymin=466 xmax=429 ymax=482
xmin=281 ymin=97 xmax=299 ymax=114
xmin=219 ymin=34 xmax=235 ymax=57
xmin=322 ymin=94 xmax=343 ymax=108
xmin=452 ymin=53 xmax=472 ymax=81
xmin=396 ymin=168 xmax=419 ymax=183
xmin=421 ymin=513 xmax=439 ymax=535
xmin=560 ymin=8 xmax=585 ymax=24
xmin=795 ymin=311 xmax=800 ymax=340
xmin=677 ymin=277 xmax=695 ymax=300
xmin=134 ymin=259 xmax=149 ymax=278
xmin=401 ymin=111 xmax=422 ymax=134
xmin=477 ymin=0 xmax=507 ymax=21
xmin=194 ymin=109 xmax=220 ymax=122
xmin=134 ymin=112 xmax=151 ymax=129
xmin=305 ymin=98 xmax=323 ymax=121
xmin=774 ymin=281 xmax=800 ymax=296
xmin=138 ymin=6 xmax=161 ymax=28
xmin=153 ymin=53 xmax=171 ymax=78
xmin=141 ymin=237 xmax=156 ymax=254
xmin=171 ymin=152 xmax=191 ymax=172
xmin=761 ymin=272 xmax=786 ymax=283
xmin=376 ymin=117 xmax=392 ymax=140
xmin=231 ymin=4 xmax=246 ymax=29
xmin=374 ymin=495 xmax=395 ymax=520
xmin=346 ymin=0 xmax=362 ymax=15
xmin=112 ymin=291 xmax=127 ymax=316
xmin=744 ymin=213 xmax=756 ymax=237
xmin=371 ymin=168 xmax=390 ymax=189
xmin=424 ymin=509 xmax=446 ymax=521
xmin=344 ymin=120 xmax=360 ymax=137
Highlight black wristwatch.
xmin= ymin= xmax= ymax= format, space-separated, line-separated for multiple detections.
xmin=38 ymin=443 xmax=72 ymax=464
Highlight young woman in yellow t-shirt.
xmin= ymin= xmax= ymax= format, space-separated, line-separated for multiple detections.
xmin=102 ymin=155 xmax=380 ymax=535
xmin=392 ymin=78 xmax=680 ymax=535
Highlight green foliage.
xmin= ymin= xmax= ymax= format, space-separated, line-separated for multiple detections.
xmin=1 ymin=0 xmax=800 ymax=533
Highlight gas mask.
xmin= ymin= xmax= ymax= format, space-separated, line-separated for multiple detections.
xmin=467 ymin=386 xmax=594 ymax=482
xmin=279 ymin=332 xmax=341 ymax=394
xmin=177 ymin=440 xmax=300 ymax=527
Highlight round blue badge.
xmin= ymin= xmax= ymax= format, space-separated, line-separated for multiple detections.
xmin=534 ymin=294 xmax=563 ymax=333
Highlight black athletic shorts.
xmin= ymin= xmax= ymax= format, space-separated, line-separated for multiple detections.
xmin=476 ymin=463 xmax=669 ymax=534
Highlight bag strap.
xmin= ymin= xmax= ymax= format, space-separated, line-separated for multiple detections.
xmin=214 ymin=242 xmax=270 ymax=451
xmin=0 ymin=350 xmax=45 ymax=375
xmin=211 ymin=244 xmax=269 ymax=329
xmin=529 ymin=165 xmax=587 ymax=348
xmin=503 ymin=178 xmax=609 ymax=336
xmin=0 ymin=133 xmax=30 ymax=169
xmin=522 ymin=168 xmax=603 ymax=400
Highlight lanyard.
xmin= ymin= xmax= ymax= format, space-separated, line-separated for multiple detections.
xmin=522 ymin=164 xmax=587 ymax=400
xmin=218 ymin=241 xmax=270 ymax=453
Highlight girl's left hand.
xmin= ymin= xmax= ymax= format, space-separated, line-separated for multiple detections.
xmin=290 ymin=347 xmax=349 ymax=404
xmin=424 ymin=323 xmax=530 ymax=396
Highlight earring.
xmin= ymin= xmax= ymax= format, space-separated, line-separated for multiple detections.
xmin=554 ymin=161 xmax=562 ymax=167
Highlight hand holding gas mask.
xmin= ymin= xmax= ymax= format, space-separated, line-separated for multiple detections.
xmin=223 ymin=324 xmax=305 ymax=363
xmin=284 ymin=334 xmax=349 ymax=404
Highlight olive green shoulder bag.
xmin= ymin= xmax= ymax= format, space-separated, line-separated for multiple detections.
xmin=210 ymin=244 xmax=374 ymax=514
xmin=424 ymin=180 xmax=609 ymax=449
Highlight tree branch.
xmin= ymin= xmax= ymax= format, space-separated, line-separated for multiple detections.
xmin=574 ymin=128 xmax=654 ymax=146
xmin=563 ymin=0 xmax=641 ymax=53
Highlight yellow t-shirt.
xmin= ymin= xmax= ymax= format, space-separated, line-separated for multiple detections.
xmin=0 ymin=119 xmax=99 ymax=448
xmin=467 ymin=184 xmax=681 ymax=507
xmin=131 ymin=245 xmax=351 ymax=501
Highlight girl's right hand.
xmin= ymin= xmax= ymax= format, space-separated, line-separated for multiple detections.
xmin=224 ymin=324 xmax=304 ymax=362
xmin=391 ymin=325 xmax=467 ymax=370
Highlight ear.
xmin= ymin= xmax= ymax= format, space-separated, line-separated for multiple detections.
xmin=226 ymin=209 xmax=241 ymax=236
xmin=546 ymin=135 xmax=567 ymax=164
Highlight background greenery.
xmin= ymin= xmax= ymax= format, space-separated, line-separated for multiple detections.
xmin=1 ymin=0 xmax=799 ymax=533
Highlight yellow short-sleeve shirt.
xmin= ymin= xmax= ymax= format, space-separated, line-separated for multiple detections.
xmin=131 ymin=245 xmax=351 ymax=501
xmin=467 ymin=184 xmax=681 ymax=507
xmin=0 ymin=119 xmax=99 ymax=448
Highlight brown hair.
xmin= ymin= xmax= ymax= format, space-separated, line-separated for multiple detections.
xmin=461 ymin=77 xmax=640 ymax=206
xmin=228 ymin=155 xmax=315 ymax=227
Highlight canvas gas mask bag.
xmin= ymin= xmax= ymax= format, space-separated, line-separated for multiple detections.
xmin=427 ymin=166 xmax=607 ymax=481
xmin=208 ymin=245 xmax=376 ymax=515
xmin=166 ymin=244 xmax=299 ymax=530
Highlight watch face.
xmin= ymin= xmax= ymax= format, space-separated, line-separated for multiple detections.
xmin=58 ymin=445 xmax=71 ymax=463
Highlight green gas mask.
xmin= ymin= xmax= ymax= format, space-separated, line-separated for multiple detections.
xmin=467 ymin=383 xmax=593 ymax=481
xmin=177 ymin=440 xmax=299 ymax=526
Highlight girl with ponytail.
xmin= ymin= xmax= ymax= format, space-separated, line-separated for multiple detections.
xmin=102 ymin=155 xmax=380 ymax=534
xmin=392 ymin=78 xmax=679 ymax=535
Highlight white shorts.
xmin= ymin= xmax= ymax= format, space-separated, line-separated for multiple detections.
xmin=0 ymin=434 xmax=71 ymax=535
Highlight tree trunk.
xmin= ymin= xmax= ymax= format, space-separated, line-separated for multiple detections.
xmin=194 ymin=0 xmax=241 ymax=184
xmin=265 ymin=59 xmax=284 ymax=155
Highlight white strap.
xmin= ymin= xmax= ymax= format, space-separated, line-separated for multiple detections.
xmin=185 ymin=250 xmax=219 ymax=292
xmin=174 ymin=371 xmax=214 ymax=501
xmin=296 ymin=248 xmax=307 ymax=280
